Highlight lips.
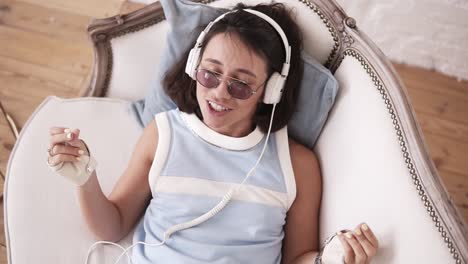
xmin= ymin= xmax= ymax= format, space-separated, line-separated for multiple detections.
xmin=207 ymin=100 xmax=232 ymax=112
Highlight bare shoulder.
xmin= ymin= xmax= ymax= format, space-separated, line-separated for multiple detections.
xmin=288 ymin=138 xmax=316 ymax=159
xmin=140 ymin=118 xmax=159 ymax=163
xmin=287 ymin=137 xmax=321 ymax=205
xmin=288 ymin=138 xmax=320 ymax=180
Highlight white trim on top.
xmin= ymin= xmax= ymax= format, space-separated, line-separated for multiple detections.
xmin=179 ymin=110 xmax=265 ymax=151
xmin=148 ymin=112 xmax=171 ymax=196
xmin=275 ymin=126 xmax=297 ymax=210
xmin=154 ymin=175 xmax=289 ymax=209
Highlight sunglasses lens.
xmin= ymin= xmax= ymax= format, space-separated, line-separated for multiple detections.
xmin=229 ymin=81 xmax=252 ymax=100
xmin=196 ymin=69 xmax=254 ymax=100
xmin=196 ymin=69 xmax=218 ymax=88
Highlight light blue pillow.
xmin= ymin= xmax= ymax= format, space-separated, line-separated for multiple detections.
xmin=130 ymin=0 xmax=338 ymax=149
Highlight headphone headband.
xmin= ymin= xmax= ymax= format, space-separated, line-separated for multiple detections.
xmin=198 ymin=9 xmax=291 ymax=76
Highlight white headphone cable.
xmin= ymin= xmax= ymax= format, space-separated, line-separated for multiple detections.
xmin=85 ymin=241 xmax=131 ymax=264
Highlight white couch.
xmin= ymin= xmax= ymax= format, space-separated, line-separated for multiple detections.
xmin=4 ymin=0 xmax=468 ymax=263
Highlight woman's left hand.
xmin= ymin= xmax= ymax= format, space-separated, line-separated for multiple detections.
xmin=337 ymin=223 xmax=379 ymax=264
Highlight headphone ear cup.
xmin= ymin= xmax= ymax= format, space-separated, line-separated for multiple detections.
xmin=185 ymin=47 xmax=201 ymax=80
xmin=263 ymin=72 xmax=285 ymax=104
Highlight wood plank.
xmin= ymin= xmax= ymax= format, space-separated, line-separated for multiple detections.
xmin=0 ymin=100 xmax=14 ymax=239
xmin=0 ymin=127 xmax=15 ymax=185
xmin=0 ymin=110 xmax=15 ymax=181
xmin=0 ymin=124 xmax=14 ymax=177
xmin=0 ymin=25 xmax=93 ymax=76
xmin=120 ymin=1 xmax=146 ymax=14
xmin=0 ymin=92 xmax=67 ymax=131
xmin=0 ymin=56 xmax=84 ymax=90
xmin=438 ymin=169 xmax=468 ymax=224
xmin=0 ymin=54 xmax=82 ymax=130
xmin=15 ymin=0 xmax=125 ymax=18
xmin=406 ymin=85 xmax=468 ymax=126
xmin=416 ymin=111 xmax=468 ymax=144
xmin=0 ymin=197 xmax=5 ymax=250
xmin=0 ymin=0 xmax=92 ymax=43
xmin=0 ymin=243 xmax=6 ymax=264
xmin=0 ymin=122 xmax=13 ymax=194
xmin=0 ymin=63 xmax=78 ymax=129
xmin=423 ymin=132 xmax=468 ymax=176
xmin=394 ymin=63 xmax=468 ymax=99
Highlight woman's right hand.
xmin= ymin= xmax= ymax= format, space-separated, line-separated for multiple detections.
xmin=48 ymin=127 xmax=89 ymax=166
xmin=47 ymin=126 xmax=98 ymax=186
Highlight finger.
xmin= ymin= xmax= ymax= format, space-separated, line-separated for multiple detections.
xmin=49 ymin=129 xmax=77 ymax=147
xmin=343 ymin=231 xmax=367 ymax=264
xmin=50 ymin=153 xmax=82 ymax=165
xmin=354 ymin=224 xmax=377 ymax=258
xmin=67 ymin=129 xmax=82 ymax=147
xmin=61 ymin=129 xmax=82 ymax=148
xmin=47 ymin=155 xmax=62 ymax=166
xmin=360 ymin=223 xmax=379 ymax=249
xmin=49 ymin=144 xmax=84 ymax=157
xmin=337 ymin=231 xmax=355 ymax=264
xmin=49 ymin=127 xmax=69 ymax=136
xmin=48 ymin=128 xmax=80 ymax=142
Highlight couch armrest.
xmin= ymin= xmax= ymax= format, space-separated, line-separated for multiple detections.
xmin=314 ymin=17 xmax=468 ymax=262
xmin=4 ymin=97 xmax=142 ymax=263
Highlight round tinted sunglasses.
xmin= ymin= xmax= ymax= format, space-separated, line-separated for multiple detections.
xmin=195 ymin=68 xmax=263 ymax=100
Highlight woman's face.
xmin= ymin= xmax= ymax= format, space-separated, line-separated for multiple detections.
xmin=196 ymin=33 xmax=268 ymax=137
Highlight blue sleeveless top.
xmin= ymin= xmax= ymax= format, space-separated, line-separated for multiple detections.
xmin=132 ymin=109 xmax=296 ymax=263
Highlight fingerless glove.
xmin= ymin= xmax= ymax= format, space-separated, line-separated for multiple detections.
xmin=47 ymin=140 xmax=98 ymax=186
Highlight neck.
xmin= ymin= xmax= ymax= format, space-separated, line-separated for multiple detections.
xmin=195 ymin=109 xmax=256 ymax=138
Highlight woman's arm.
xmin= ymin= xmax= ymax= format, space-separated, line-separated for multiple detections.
xmin=77 ymin=119 xmax=158 ymax=242
xmin=281 ymin=139 xmax=322 ymax=264
xmin=281 ymin=139 xmax=380 ymax=264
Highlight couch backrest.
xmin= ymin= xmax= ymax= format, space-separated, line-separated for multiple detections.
xmin=84 ymin=0 xmax=342 ymax=100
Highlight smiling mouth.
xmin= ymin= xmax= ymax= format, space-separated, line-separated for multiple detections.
xmin=207 ymin=100 xmax=232 ymax=112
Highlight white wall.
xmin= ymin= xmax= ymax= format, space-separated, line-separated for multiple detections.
xmin=130 ymin=0 xmax=468 ymax=81
xmin=336 ymin=0 xmax=468 ymax=81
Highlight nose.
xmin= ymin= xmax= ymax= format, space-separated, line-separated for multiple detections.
xmin=212 ymin=79 xmax=232 ymax=100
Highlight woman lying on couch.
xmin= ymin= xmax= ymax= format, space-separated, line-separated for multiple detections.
xmin=47 ymin=2 xmax=379 ymax=263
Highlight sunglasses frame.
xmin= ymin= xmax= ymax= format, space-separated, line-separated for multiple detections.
xmin=195 ymin=68 xmax=264 ymax=100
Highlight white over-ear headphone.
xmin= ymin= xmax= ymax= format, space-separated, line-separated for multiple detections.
xmin=185 ymin=9 xmax=292 ymax=104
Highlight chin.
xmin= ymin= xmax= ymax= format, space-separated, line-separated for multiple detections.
xmin=202 ymin=110 xmax=228 ymax=127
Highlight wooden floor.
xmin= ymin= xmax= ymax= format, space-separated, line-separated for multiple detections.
xmin=0 ymin=0 xmax=467 ymax=263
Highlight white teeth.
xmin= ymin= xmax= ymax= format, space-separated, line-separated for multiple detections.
xmin=208 ymin=101 xmax=229 ymax=112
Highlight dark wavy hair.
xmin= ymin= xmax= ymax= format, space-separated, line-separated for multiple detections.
xmin=163 ymin=2 xmax=303 ymax=133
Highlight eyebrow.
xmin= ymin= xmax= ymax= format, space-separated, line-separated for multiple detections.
xmin=204 ymin=58 xmax=257 ymax=78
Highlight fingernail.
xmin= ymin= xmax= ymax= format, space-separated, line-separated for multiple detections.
xmin=76 ymin=157 xmax=81 ymax=161
xmin=67 ymin=132 xmax=73 ymax=139
xmin=355 ymin=228 xmax=362 ymax=235
xmin=362 ymin=224 xmax=369 ymax=230
xmin=336 ymin=231 xmax=342 ymax=236
xmin=64 ymin=128 xmax=70 ymax=133
xmin=345 ymin=232 xmax=353 ymax=239
xmin=78 ymin=150 xmax=85 ymax=155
